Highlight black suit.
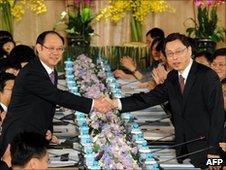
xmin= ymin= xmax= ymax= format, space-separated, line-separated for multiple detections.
xmin=0 ymin=58 xmax=92 ymax=156
xmin=120 ymin=61 xmax=225 ymax=168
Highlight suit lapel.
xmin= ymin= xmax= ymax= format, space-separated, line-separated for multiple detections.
xmin=182 ymin=62 xmax=198 ymax=106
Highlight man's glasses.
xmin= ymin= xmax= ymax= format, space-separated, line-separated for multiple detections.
xmin=42 ymin=44 xmax=64 ymax=53
xmin=165 ymin=47 xmax=187 ymax=58
xmin=211 ymin=63 xmax=226 ymax=68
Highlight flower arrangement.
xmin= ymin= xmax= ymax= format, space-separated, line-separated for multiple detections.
xmin=185 ymin=0 xmax=226 ymax=43
xmin=73 ymin=54 xmax=140 ymax=169
xmin=96 ymin=0 xmax=173 ymax=41
xmin=0 ymin=0 xmax=46 ymax=33
xmin=55 ymin=0 xmax=94 ymax=46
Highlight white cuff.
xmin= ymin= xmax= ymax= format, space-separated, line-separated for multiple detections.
xmin=116 ymin=98 xmax=122 ymax=110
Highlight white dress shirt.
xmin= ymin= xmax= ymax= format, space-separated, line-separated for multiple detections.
xmin=0 ymin=102 xmax=7 ymax=112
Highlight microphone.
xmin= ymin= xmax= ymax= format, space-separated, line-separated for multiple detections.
xmin=151 ymin=136 xmax=205 ymax=154
xmin=53 ymin=117 xmax=79 ymax=128
xmin=138 ymin=115 xmax=171 ymax=126
xmin=158 ymin=146 xmax=214 ymax=164
xmin=149 ymin=133 xmax=175 ymax=144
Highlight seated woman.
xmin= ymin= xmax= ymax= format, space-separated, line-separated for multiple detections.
xmin=0 ymin=38 xmax=15 ymax=57
xmin=113 ymin=37 xmax=167 ymax=84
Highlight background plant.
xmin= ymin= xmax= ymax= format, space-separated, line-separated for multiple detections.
xmin=185 ymin=0 xmax=226 ymax=42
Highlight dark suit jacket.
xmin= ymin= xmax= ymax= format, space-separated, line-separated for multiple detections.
xmin=0 ymin=57 xmax=92 ymax=156
xmin=120 ymin=61 xmax=225 ymax=168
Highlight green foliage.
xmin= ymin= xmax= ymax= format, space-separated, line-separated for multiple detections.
xmin=186 ymin=6 xmax=226 ymax=42
xmin=66 ymin=8 xmax=94 ymax=44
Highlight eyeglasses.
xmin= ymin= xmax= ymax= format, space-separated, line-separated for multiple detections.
xmin=42 ymin=44 xmax=64 ymax=53
xmin=165 ymin=47 xmax=187 ymax=58
xmin=211 ymin=63 xmax=226 ymax=68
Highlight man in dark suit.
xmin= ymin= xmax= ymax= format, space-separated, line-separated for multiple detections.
xmin=109 ymin=33 xmax=225 ymax=169
xmin=0 ymin=31 xmax=110 ymax=158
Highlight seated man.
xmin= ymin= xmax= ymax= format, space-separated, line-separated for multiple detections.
xmin=8 ymin=45 xmax=36 ymax=68
xmin=211 ymin=48 xmax=226 ymax=81
xmin=0 ymin=131 xmax=49 ymax=170
xmin=0 ymin=58 xmax=21 ymax=76
xmin=194 ymin=51 xmax=213 ymax=67
xmin=0 ymin=72 xmax=15 ymax=122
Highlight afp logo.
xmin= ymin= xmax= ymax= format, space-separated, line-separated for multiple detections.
xmin=206 ymin=158 xmax=224 ymax=166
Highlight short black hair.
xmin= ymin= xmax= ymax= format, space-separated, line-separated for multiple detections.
xmin=9 ymin=45 xmax=36 ymax=65
xmin=222 ymin=78 xmax=226 ymax=84
xmin=212 ymin=48 xmax=226 ymax=60
xmin=0 ymin=58 xmax=21 ymax=72
xmin=146 ymin=28 xmax=165 ymax=39
xmin=0 ymin=30 xmax=13 ymax=40
xmin=150 ymin=37 xmax=164 ymax=52
xmin=163 ymin=33 xmax=191 ymax=57
xmin=36 ymin=30 xmax=65 ymax=45
xmin=0 ymin=72 xmax=15 ymax=92
xmin=10 ymin=131 xmax=48 ymax=168
xmin=194 ymin=51 xmax=213 ymax=63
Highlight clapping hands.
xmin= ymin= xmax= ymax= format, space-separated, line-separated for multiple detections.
xmin=93 ymin=96 xmax=118 ymax=113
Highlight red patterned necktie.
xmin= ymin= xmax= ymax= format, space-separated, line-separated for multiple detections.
xmin=49 ymin=71 xmax=55 ymax=84
xmin=179 ymin=75 xmax=185 ymax=93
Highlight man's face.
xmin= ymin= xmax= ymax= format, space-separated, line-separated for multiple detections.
xmin=0 ymin=80 xmax=14 ymax=106
xmin=36 ymin=33 xmax=64 ymax=69
xmin=211 ymin=56 xmax=226 ymax=80
xmin=165 ymin=40 xmax=191 ymax=72
xmin=222 ymin=83 xmax=226 ymax=110
xmin=146 ymin=34 xmax=153 ymax=48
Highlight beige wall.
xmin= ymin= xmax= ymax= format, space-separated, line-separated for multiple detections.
xmin=12 ymin=0 xmax=226 ymax=47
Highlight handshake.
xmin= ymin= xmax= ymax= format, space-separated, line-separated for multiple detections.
xmin=93 ymin=96 xmax=119 ymax=113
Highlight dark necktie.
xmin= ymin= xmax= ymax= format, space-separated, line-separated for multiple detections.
xmin=49 ymin=71 xmax=55 ymax=85
xmin=179 ymin=75 xmax=185 ymax=93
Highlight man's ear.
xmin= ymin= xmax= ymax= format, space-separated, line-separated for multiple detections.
xmin=28 ymin=158 xmax=39 ymax=169
xmin=187 ymin=46 xmax=192 ymax=56
xmin=36 ymin=44 xmax=42 ymax=54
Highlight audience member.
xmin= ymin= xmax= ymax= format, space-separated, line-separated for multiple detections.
xmin=146 ymin=27 xmax=165 ymax=48
xmin=1 ymin=131 xmax=49 ymax=170
xmin=0 ymin=72 xmax=15 ymax=122
xmin=211 ymin=48 xmax=226 ymax=81
xmin=0 ymin=38 xmax=15 ymax=55
xmin=114 ymin=28 xmax=165 ymax=80
xmin=9 ymin=45 xmax=36 ymax=68
xmin=194 ymin=51 xmax=213 ymax=67
xmin=0 ymin=58 xmax=21 ymax=76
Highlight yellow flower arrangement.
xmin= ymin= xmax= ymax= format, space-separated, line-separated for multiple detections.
xmin=0 ymin=0 xmax=46 ymax=32
xmin=96 ymin=0 xmax=173 ymax=23
xmin=0 ymin=0 xmax=47 ymax=21
xmin=96 ymin=0 xmax=173 ymax=41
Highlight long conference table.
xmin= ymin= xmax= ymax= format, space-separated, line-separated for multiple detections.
xmin=48 ymin=76 xmax=198 ymax=169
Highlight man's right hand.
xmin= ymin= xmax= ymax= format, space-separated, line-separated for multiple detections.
xmin=2 ymin=144 xmax=11 ymax=168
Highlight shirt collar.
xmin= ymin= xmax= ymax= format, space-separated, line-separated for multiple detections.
xmin=40 ymin=60 xmax=54 ymax=75
xmin=0 ymin=102 xmax=7 ymax=112
xmin=178 ymin=58 xmax=193 ymax=80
